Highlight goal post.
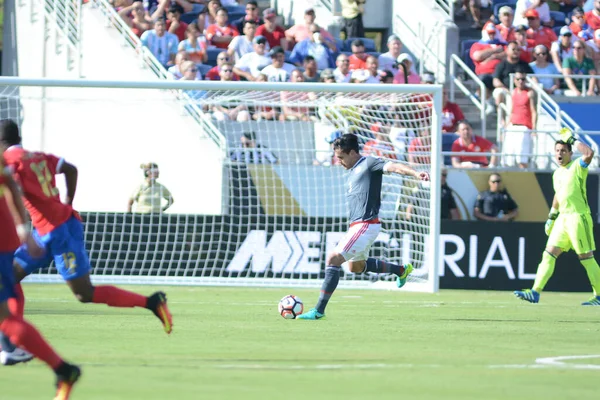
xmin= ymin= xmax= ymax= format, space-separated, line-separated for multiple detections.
xmin=0 ymin=77 xmax=442 ymax=293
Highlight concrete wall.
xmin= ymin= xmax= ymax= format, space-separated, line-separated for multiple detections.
xmin=13 ymin=2 xmax=224 ymax=214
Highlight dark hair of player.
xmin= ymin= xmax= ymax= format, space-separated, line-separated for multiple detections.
xmin=555 ymin=140 xmax=572 ymax=152
xmin=332 ymin=133 xmax=359 ymax=154
xmin=0 ymin=119 xmax=22 ymax=146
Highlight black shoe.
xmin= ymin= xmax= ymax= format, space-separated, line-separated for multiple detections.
xmin=147 ymin=291 xmax=173 ymax=334
xmin=54 ymin=362 xmax=82 ymax=400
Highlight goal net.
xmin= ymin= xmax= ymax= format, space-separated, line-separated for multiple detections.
xmin=0 ymin=78 xmax=441 ymax=292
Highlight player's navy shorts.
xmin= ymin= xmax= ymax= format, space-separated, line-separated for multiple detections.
xmin=14 ymin=216 xmax=91 ymax=281
xmin=0 ymin=252 xmax=16 ymax=303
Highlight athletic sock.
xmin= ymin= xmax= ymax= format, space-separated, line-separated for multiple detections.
xmin=0 ymin=315 xmax=62 ymax=369
xmin=315 ymin=265 xmax=340 ymax=314
xmin=8 ymin=283 xmax=25 ymax=317
xmin=533 ymin=251 xmax=556 ymax=292
xmin=580 ymin=257 xmax=600 ymax=296
xmin=92 ymin=285 xmax=147 ymax=308
xmin=364 ymin=258 xmax=406 ymax=276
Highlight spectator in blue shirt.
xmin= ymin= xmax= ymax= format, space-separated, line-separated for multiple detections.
xmin=289 ymin=24 xmax=335 ymax=70
xmin=140 ymin=18 xmax=179 ymax=68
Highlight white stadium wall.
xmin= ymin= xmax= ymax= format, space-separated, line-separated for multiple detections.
xmin=13 ymin=3 xmax=223 ymax=214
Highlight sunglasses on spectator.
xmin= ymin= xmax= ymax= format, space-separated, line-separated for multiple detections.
xmin=535 ymin=52 xmax=547 ymax=56
xmin=246 ymin=7 xmax=256 ymax=10
xmin=514 ymin=77 xmax=525 ymax=81
xmin=339 ymin=59 xmax=349 ymax=62
xmin=353 ymin=50 xmax=365 ymax=54
xmin=222 ymin=69 xmax=233 ymax=72
xmin=218 ymin=57 xmax=229 ymax=60
xmin=188 ymin=68 xmax=198 ymax=72
xmin=441 ymin=173 xmax=448 ymax=177
xmin=490 ymin=180 xmax=501 ymax=183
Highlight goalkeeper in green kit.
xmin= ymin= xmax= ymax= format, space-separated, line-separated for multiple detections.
xmin=515 ymin=128 xmax=600 ymax=305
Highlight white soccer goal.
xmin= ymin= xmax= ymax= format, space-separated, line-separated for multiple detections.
xmin=0 ymin=77 xmax=442 ymax=293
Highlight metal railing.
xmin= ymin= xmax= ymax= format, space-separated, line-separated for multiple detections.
xmin=434 ymin=0 xmax=455 ymax=19
xmin=91 ymin=0 xmax=227 ymax=150
xmin=525 ymin=73 xmax=598 ymax=97
xmin=316 ymin=0 xmax=341 ymax=16
xmin=23 ymin=0 xmax=83 ymax=75
xmin=449 ymin=54 xmax=488 ymax=138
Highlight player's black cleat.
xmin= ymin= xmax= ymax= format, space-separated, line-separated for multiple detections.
xmin=147 ymin=291 xmax=173 ymax=334
xmin=54 ymin=362 xmax=82 ymax=400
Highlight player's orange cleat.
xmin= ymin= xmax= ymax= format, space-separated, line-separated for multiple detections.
xmin=54 ymin=363 xmax=81 ymax=400
xmin=147 ymin=291 xmax=173 ymax=334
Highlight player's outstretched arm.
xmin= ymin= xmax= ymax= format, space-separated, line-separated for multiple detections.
xmin=60 ymin=162 xmax=78 ymax=206
xmin=385 ymin=162 xmax=430 ymax=181
xmin=560 ymin=128 xmax=595 ymax=166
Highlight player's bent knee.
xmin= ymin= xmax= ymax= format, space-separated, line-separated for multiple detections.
xmin=12 ymin=264 xmax=27 ymax=283
xmin=326 ymin=252 xmax=345 ymax=266
xmin=347 ymin=260 xmax=366 ymax=273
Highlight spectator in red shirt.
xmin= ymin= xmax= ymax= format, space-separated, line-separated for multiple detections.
xmin=442 ymin=89 xmax=465 ymax=133
xmin=470 ymin=24 xmax=506 ymax=113
xmin=408 ymin=129 xmax=431 ymax=165
xmin=585 ymin=0 xmax=600 ymax=31
xmin=118 ymin=1 xmax=153 ymax=37
xmin=205 ymin=51 xmax=240 ymax=80
xmin=256 ymin=8 xmax=287 ymax=50
xmin=348 ymin=39 xmax=369 ymax=71
xmin=496 ymin=5 xmax=517 ymax=43
xmin=166 ymin=4 xmax=188 ymax=41
xmin=451 ymin=120 xmax=498 ymax=168
xmin=505 ymin=70 xmax=537 ymax=168
xmin=515 ymin=24 xmax=536 ymax=62
xmin=569 ymin=7 xmax=592 ymax=37
xmin=526 ymin=9 xmax=558 ymax=49
xmin=206 ymin=7 xmax=239 ymax=49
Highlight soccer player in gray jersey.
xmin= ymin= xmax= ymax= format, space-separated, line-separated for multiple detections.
xmin=298 ymin=134 xmax=430 ymax=320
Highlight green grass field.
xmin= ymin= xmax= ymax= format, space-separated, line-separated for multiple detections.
xmin=2 ymin=285 xmax=599 ymax=399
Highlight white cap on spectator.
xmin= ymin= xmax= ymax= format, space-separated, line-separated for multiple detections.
xmin=397 ymin=53 xmax=413 ymax=64
xmin=387 ymin=34 xmax=401 ymax=43
xmin=499 ymin=6 xmax=514 ymax=15
xmin=560 ymin=26 xmax=573 ymax=36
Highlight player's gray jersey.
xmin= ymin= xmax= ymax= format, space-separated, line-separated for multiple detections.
xmin=345 ymin=156 xmax=388 ymax=223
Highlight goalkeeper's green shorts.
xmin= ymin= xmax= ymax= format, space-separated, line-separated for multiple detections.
xmin=547 ymin=213 xmax=595 ymax=254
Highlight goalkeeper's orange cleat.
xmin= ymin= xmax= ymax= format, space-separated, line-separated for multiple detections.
xmin=54 ymin=362 xmax=81 ymax=400
xmin=147 ymin=291 xmax=173 ymax=334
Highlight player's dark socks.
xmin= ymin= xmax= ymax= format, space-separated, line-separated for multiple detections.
xmin=92 ymin=285 xmax=147 ymax=308
xmin=0 ymin=333 xmax=16 ymax=352
xmin=0 ymin=315 xmax=62 ymax=369
xmin=54 ymin=361 xmax=81 ymax=380
xmin=365 ymin=258 xmax=405 ymax=276
xmin=8 ymin=283 xmax=25 ymax=317
xmin=316 ymin=265 xmax=340 ymax=314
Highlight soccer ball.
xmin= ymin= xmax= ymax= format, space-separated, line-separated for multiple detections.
xmin=278 ymin=295 xmax=304 ymax=319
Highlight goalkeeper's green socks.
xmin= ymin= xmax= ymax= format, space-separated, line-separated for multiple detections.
xmin=580 ymin=257 xmax=600 ymax=296
xmin=532 ymin=251 xmax=557 ymax=292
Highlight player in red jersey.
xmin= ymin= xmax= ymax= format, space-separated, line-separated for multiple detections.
xmin=0 ymin=159 xmax=81 ymax=398
xmin=0 ymin=120 xmax=173 ymax=359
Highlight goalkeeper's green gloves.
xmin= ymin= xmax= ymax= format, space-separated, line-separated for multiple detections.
xmin=558 ymin=128 xmax=576 ymax=145
xmin=545 ymin=207 xmax=559 ymax=236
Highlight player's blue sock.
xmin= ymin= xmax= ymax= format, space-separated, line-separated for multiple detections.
xmin=365 ymin=258 xmax=405 ymax=276
xmin=315 ymin=265 xmax=340 ymax=314
xmin=0 ymin=333 xmax=16 ymax=353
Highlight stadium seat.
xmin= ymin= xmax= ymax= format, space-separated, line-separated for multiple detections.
xmin=206 ymin=48 xmax=222 ymax=66
xmin=335 ymin=37 xmax=345 ymax=52
xmin=181 ymin=11 xmax=197 ymax=25
xmin=550 ymin=11 xmax=567 ymax=27
xmin=197 ymin=64 xmax=213 ymax=78
xmin=345 ymin=37 xmax=376 ymax=52
xmin=553 ymin=26 xmax=562 ymax=37
xmin=493 ymin=2 xmax=516 ymax=17
xmin=442 ymin=133 xmax=459 ymax=165
xmin=228 ymin=12 xmax=245 ymax=24
xmin=225 ymin=5 xmax=245 ymax=15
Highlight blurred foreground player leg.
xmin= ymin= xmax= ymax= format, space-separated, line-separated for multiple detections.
xmin=298 ymin=134 xmax=427 ymax=320
xmin=0 ymin=163 xmax=80 ymax=398
xmin=515 ymin=130 xmax=600 ymax=305
xmin=0 ymin=119 xmax=173 ymax=335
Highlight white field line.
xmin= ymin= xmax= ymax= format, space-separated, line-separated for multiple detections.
xmin=490 ymin=355 xmax=600 ymax=370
